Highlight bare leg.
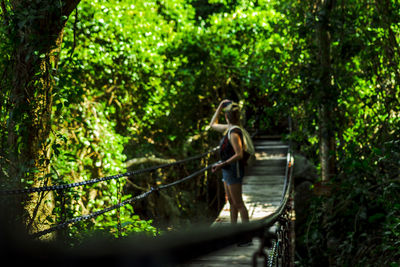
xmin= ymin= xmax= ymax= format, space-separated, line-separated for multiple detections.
xmin=224 ymin=182 xmax=238 ymax=223
xmin=228 ymin=183 xmax=249 ymax=223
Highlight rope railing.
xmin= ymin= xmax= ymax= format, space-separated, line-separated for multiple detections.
xmin=0 ymin=146 xmax=219 ymax=196
xmin=31 ymin=164 xmax=214 ymax=238
xmin=31 ymin=164 xmax=216 ymax=239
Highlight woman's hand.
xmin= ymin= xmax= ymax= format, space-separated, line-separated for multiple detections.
xmin=219 ymin=99 xmax=231 ymax=108
xmin=210 ymin=100 xmax=231 ymax=133
xmin=212 ymin=162 xmax=223 ymax=173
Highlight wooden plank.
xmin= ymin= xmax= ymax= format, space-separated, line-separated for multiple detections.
xmin=252 ymin=140 xmax=286 ymax=146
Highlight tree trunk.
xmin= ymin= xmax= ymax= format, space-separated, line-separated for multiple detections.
xmin=3 ymin=0 xmax=80 ymax=237
xmin=316 ymin=2 xmax=337 ymax=264
xmin=316 ymin=0 xmax=336 ymax=181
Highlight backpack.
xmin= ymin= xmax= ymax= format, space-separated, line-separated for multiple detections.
xmin=228 ymin=125 xmax=255 ymax=165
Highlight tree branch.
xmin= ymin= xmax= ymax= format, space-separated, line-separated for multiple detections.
xmin=126 ymin=180 xmax=147 ymax=191
xmin=125 ymin=156 xmax=176 ymax=168
xmin=62 ymin=0 xmax=82 ymax=18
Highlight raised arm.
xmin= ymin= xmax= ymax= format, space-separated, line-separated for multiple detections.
xmin=209 ymin=99 xmax=230 ymax=133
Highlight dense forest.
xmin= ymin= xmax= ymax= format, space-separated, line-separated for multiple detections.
xmin=0 ymin=0 xmax=399 ymax=266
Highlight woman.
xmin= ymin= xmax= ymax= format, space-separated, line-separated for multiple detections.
xmin=210 ymin=99 xmax=250 ymax=226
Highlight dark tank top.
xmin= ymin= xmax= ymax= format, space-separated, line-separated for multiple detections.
xmin=219 ymin=128 xmax=245 ymax=171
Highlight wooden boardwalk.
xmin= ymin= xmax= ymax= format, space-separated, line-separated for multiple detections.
xmin=186 ymin=138 xmax=289 ymax=266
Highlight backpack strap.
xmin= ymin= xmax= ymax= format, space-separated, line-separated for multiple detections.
xmin=228 ymin=126 xmax=254 ymax=155
xmin=228 ymin=126 xmax=247 ymax=151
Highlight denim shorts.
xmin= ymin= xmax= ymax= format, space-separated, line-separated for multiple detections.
xmin=222 ymin=163 xmax=244 ymax=185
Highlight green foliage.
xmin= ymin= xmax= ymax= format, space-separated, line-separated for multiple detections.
xmin=287 ymin=0 xmax=400 ymax=265
xmin=300 ymin=142 xmax=400 ymax=266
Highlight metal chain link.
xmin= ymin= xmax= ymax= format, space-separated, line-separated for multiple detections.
xmin=274 ymin=208 xmax=291 ymax=267
xmin=268 ymin=239 xmax=279 ymax=267
xmin=116 ymin=177 xmax=122 ymax=238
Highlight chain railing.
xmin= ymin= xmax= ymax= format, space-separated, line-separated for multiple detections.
xmin=0 ymin=147 xmax=219 ymax=196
